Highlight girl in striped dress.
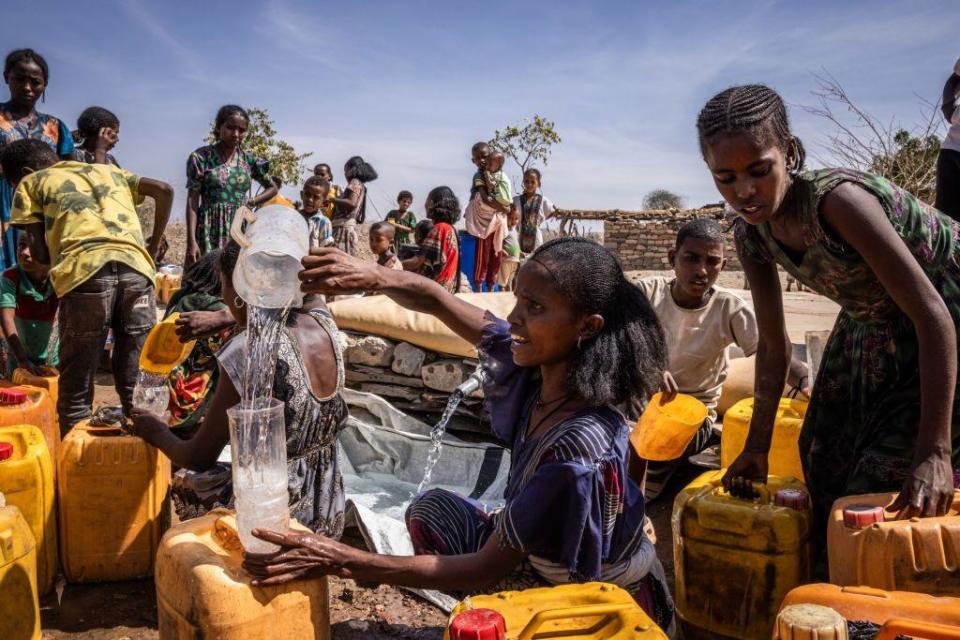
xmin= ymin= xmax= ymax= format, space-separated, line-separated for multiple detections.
xmin=244 ymin=238 xmax=677 ymax=635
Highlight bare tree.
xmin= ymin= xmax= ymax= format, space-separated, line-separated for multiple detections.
xmin=803 ymin=71 xmax=944 ymax=203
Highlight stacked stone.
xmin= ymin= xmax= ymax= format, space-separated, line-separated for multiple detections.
xmin=342 ymin=333 xmax=488 ymax=432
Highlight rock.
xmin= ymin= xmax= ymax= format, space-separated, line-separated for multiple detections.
xmin=391 ymin=342 xmax=427 ymax=377
xmin=345 ymin=365 xmax=425 ymax=388
xmin=345 ymin=335 xmax=395 ymax=367
xmin=421 ymin=359 xmax=467 ymax=393
xmin=358 ymin=382 xmax=422 ymax=402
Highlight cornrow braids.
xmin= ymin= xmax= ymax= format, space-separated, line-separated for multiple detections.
xmin=696 ymin=84 xmax=806 ymax=173
xmin=529 ymin=237 xmax=668 ymax=407
xmin=4 ymin=48 xmax=49 ymax=82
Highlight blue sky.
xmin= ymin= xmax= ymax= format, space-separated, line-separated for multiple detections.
xmin=3 ymin=1 xmax=957 ymax=220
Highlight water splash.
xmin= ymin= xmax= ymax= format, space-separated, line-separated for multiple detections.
xmin=415 ymin=389 xmax=466 ymax=495
xmin=240 ymin=304 xmax=292 ymax=405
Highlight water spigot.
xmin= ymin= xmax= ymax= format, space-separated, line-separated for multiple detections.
xmin=456 ymin=367 xmax=485 ymax=397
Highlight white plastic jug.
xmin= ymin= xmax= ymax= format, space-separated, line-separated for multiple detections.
xmin=230 ymin=205 xmax=309 ymax=309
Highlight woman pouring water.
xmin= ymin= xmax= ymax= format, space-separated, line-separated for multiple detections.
xmin=242 ymin=240 xmax=677 ymax=634
xmin=131 ymin=241 xmax=350 ymax=537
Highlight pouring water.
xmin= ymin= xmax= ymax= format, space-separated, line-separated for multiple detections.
xmin=415 ymin=369 xmax=484 ymax=495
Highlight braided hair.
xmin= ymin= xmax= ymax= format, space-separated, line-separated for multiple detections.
xmin=425 ymin=186 xmax=462 ymax=293
xmin=4 ymin=49 xmax=49 ymax=82
xmin=182 ymin=249 xmax=222 ymax=296
xmin=696 ymin=84 xmax=805 ymax=173
xmin=528 ymin=237 xmax=668 ymax=407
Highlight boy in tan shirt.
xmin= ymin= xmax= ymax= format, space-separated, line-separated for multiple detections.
xmin=636 ymin=218 xmax=808 ymax=499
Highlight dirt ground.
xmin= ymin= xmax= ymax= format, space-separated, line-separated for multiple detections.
xmin=38 ymin=263 xmax=838 ymax=638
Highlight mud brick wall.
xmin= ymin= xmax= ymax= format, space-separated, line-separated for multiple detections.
xmin=598 ymin=208 xmax=742 ymax=271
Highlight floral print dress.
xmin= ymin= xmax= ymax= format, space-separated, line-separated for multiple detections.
xmin=735 ymin=168 xmax=960 ymax=537
xmin=186 ymin=145 xmax=271 ymax=254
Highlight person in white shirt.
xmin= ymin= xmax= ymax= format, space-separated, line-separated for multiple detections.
xmin=513 ymin=168 xmax=556 ymax=255
xmin=936 ymin=57 xmax=960 ymax=220
xmin=635 ymin=218 xmax=808 ymax=500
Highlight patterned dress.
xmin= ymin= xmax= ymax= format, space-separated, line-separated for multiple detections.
xmin=735 ymin=168 xmax=960 ymax=538
xmin=186 ymin=145 xmax=271 ymax=254
xmin=0 ymin=102 xmax=74 ymax=269
xmin=217 ymin=308 xmax=349 ymax=536
xmin=331 ymin=178 xmax=364 ymax=256
xmin=405 ymin=315 xmax=675 ymax=633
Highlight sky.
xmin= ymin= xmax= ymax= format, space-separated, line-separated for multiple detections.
xmin=3 ymin=0 xmax=957 ymax=222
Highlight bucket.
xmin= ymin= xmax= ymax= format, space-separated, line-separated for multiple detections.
xmin=631 ymin=393 xmax=707 ymax=461
xmin=230 ymin=205 xmax=308 ymax=309
xmin=227 ymin=398 xmax=289 ymax=553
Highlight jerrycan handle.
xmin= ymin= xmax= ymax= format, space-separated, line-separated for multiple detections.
xmin=517 ymin=603 xmax=635 ymax=640
xmin=230 ymin=206 xmax=257 ymax=249
xmin=876 ymin=618 xmax=960 ymax=640
xmin=711 ymin=479 xmax=772 ymax=504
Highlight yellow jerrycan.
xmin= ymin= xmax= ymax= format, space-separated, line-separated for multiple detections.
xmin=672 ymin=470 xmax=811 ymax=640
xmin=721 ymin=397 xmax=808 ymax=481
xmin=0 ymin=425 xmax=56 ymax=596
xmin=0 ymin=385 xmax=58 ymax=467
xmin=445 ymin=582 xmax=668 ymax=640
xmin=0 ymin=502 xmax=41 ymax=640
xmin=11 ymin=366 xmax=60 ymax=414
xmin=827 ymin=490 xmax=960 ymax=594
xmin=58 ymin=421 xmax=171 ymax=582
xmin=631 ymin=393 xmax=708 ymax=461
xmin=155 ymin=510 xmax=330 ymax=640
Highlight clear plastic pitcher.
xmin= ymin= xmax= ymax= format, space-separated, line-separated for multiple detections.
xmin=230 ymin=205 xmax=309 ymax=309
xmin=226 ymin=398 xmax=289 ymax=554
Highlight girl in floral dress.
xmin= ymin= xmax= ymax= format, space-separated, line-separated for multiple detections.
xmin=0 ymin=49 xmax=74 ymax=269
xmin=184 ymin=105 xmax=276 ymax=266
xmin=696 ymin=85 xmax=960 ymax=547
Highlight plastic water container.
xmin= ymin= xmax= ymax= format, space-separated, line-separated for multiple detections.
xmin=672 ymin=470 xmax=811 ymax=640
xmin=779 ymin=584 xmax=960 ymax=632
xmin=445 ymin=582 xmax=669 ymax=640
xmin=0 ymin=384 xmax=58 ymax=464
xmin=631 ymin=393 xmax=708 ymax=461
xmin=155 ymin=509 xmax=329 ymax=640
xmin=0 ymin=425 xmax=56 ymax=596
xmin=58 ymin=421 xmax=171 ymax=582
xmin=230 ymin=204 xmax=309 ymax=309
xmin=0 ymin=503 xmax=40 ymax=640
xmin=721 ymin=397 xmax=808 ymax=482
xmin=827 ymin=490 xmax=960 ymax=594
xmin=227 ymin=398 xmax=289 ymax=554
xmin=11 ymin=367 xmax=59 ymax=414
xmin=139 ymin=313 xmax=197 ymax=376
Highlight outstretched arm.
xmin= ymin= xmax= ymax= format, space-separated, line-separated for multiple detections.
xmin=822 ymin=182 xmax=955 ymax=518
xmin=723 ymin=245 xmax=791 ymax=497
xmin=138 ymin=178 xmax=174 ymax=260
xmin=300 ymin=248 xmax=488 ymax=345
xmin=243 ymin=528 xmax=525 ymax=593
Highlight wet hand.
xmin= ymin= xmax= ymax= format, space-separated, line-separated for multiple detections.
xmin=300 ymin=247 xmax=381 ymax=295
xmin=890 ymin=448 xmax=955 ymax=519
xmin=722 ymin=450 xmax=768 ymax=499
xmin=130 ymin=408 xmax=169 ymax=445
xmin=175 ymin=309 xmax=234 ymax=341
xmin=242 ymin=529 xmax=352 ymax=586
xmin=659 ymin=371 xmax=678 ymax=403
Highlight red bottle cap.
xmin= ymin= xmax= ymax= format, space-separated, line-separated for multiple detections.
xmin=774 ymin=488 xmax=810 ymax=510
xmin=449 ymin=609 xmax=507 ymax=640
xmin=0 ymin=442 xmax=12 ymax=461
xmin=843 ymin=504 xmax=885 ymax=529
xmin=0 ymin=389 xmax=27 ymax=406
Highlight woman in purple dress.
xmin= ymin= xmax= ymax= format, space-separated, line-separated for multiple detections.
xmin=243 ymin=238 xmax=676 ymax=634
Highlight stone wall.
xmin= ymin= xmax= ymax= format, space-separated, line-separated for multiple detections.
xmin=555 ymin=206 xmax=742 ymax=271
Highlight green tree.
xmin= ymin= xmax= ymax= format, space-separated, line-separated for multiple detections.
xmin=489 ymin=114 xmax=561 ymax=174
xmin=206 ymin=107 xmax=312 ymax=187
xmin=643 ymin=189 xmax=684 ymax=210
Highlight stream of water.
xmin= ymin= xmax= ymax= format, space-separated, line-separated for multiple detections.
xmin=415 ymin=389 xmax=467 ymax=495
